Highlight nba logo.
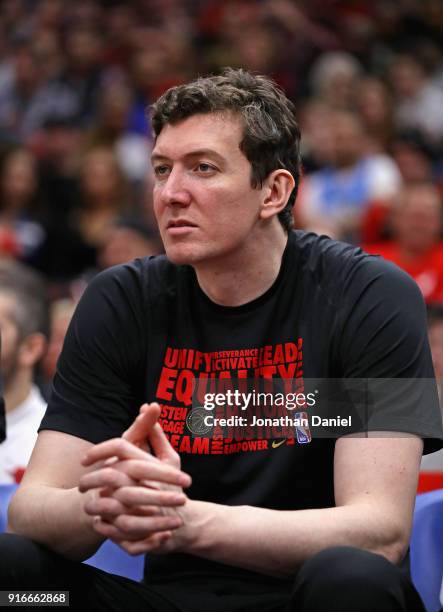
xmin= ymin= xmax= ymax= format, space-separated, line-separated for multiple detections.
xmin=295 ymin=411 xmax=311 ymax=444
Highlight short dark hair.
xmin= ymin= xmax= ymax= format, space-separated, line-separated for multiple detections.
xmin=0 ymin=260 xmax=50 ymax=341
xmin=150 ymin=68 xmax=302 ymax=232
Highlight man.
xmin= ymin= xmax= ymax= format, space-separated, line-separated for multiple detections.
xmin=0 ymin=261 xmax=48 ymax=483
xmin=2 ymin=69 xmax=442 ymax=611
xmin=296 ymin=109 xmax=402 ymax=242
xmin=365 ymin=182 xmax=443 ymax=304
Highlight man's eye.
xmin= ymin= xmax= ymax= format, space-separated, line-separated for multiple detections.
xmin=154 ymin=165 xmax=170 ymax=176
xmin=196 ymin=163 xmax=215 ymax=173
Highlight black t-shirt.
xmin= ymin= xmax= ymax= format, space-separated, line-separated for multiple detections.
xmin=41 ymin=230 xmax=443 ymax=579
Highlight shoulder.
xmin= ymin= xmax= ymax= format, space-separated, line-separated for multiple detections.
xmin=86 ymin=255 xmax=186 ymax=304
xmin=291 ymin=230 xmax=423 ymax=310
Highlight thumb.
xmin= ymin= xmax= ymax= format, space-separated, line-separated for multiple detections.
xmin=149 ymin=422 xmax=181 ymax=469
xmin=122 ymin=402 xmax=161 ymax=449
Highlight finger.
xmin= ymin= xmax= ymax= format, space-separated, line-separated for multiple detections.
xmin=117 ymin=532 xmax=172 ymax=555
xmin=123 ymin=403 xmax=161 ymax=447
xmin=149 ymin=422 xmax=181 ymax=466
xmin=113 ymin=486 xmax=187 ymax=507
xmin=84 ymin=494 xmax=127 ymax=519
xmin=79 ymin=460 xmax=190 ymax=492
xmin=85 ymin=493 xmax=162 ymax=519
xmin=92 ymin=514 xmax=182 ymax=541
xmin=79 ymin=467 xmax=136 ymax=493
xmin=82 ymin=438 xmax=152 ymax=467
xmin=113 ymin=459 xmax=191 ymax=488
xmin=113 ymin=513 xmax=183 ymax=540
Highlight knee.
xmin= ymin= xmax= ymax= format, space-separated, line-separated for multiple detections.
xmin=299 ymin=546 xmax=397 ymax=590
xmin=0 ymin=533 xmax=38 ymax=565
xmin=291 ymin=546 xmax=416 ymax=612
xmin=0 ymin=533 xmax=64 ymax=589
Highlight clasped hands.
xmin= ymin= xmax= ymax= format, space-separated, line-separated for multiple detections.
xmin=78 ymin=403 xmax=193 ymax=555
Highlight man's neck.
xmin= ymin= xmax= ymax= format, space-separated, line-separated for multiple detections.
xmin=195 ymin=225 xmax=288 ymax=307
xmin=4 ymin=371 xmax=33 ymax=414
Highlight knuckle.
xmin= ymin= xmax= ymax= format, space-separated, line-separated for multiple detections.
xmin=101 ymin=498 xmax=118 ymax=514
xmin=115 ymin=439 xmax=127 ymax=453
xmin=116 ymin=515 xmax=133 ymax=532
xmin=103 ymin=469 xmax=120 ymax=488
xmin=170 ymin=448 xmax=180 ymax=460
xmin=119 ymin=541 xmax=132 ymax=554
xmin=126 ymin=543 xmax=141 ymax=556
xmin=124 ymin=488 xmax=139 ymax=504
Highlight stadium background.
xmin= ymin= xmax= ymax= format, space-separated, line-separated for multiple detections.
xmin=0 ymin=0 xmax=442 ymax=488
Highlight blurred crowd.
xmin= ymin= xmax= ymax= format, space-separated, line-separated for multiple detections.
xmin=1 ymin=0 xmax=443 ymax=480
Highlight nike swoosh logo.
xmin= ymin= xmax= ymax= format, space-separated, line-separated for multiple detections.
xmin=272 ymin=439 xmax=286 ymax=449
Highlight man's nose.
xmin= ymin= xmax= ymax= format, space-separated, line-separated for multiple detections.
xmin=160 ymin=169 xmax=192 ymax=207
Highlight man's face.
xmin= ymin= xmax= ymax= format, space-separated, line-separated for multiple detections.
xmin=395 ymin=186 xmax=441 ymax=253
xmin=151 ymin=113 xmax=266 ymax=267
xmin=0 ymin=294 xmax=21 ymax=387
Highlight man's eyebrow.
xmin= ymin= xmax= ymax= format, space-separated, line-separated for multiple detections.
xmin=151 ymin=149 xmax=227 ymax=164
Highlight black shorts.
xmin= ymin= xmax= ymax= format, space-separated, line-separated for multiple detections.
xmin=0 ymin=534 xmax=425 ymax=612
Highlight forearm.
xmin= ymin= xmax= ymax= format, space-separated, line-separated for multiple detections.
xmin=8 ymin=485 xmax=104 ymax=561
xmin=184 ymin=500 xmax=407 ymax=578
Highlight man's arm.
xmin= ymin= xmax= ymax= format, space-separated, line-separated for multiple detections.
xmin=8 ymin=425 xmax=191 ymax=561
xmin=7 ymin=430 xmax=104 ymax=561
xmin=179 ymin=435 xmax=422 ymax=577
xmin=80 ymin=406 xmax=423 ymax=576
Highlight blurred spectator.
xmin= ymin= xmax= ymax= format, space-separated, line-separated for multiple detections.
xmin=390 ymin=53 xmax=443 ymax=146
xmin=40 ymin=297 xmax=76 ymax=396
xmin=35 ymin=0 xmax=64 ymax=31
xmin=27 ymin=119 xmax=97 ymax=285
xmin=309 ymin=51 xmax=362 ymax=110
xmin=74 ymin=147 xmax=130 ymax=251
xmin=69 ymin=217 xmax=162 ymax=300
xmin=391 ymin=130 xmax=437 ymax=184
xmin=0 ymin=40 xmax=78 ymax=144
xmin=0 ymin=148 xmax=46 ymax=262
xmin=296 ymin=110 xmax=402 ymax=241
xmin=97 ymin=218 xmax=161 ymax=271
xmin=51 ymin=25 xmax=106 ymax=127
xmin=102 ymin=4 xmax=137 ymax=69
xmin=365 ymin=182 xmax=443 ymax=304
xmin=31 ymin=28 xmax=63 ymax=84
xmin=356 ymin=76 xmax=394 ymax=153
xmin=0 ymin=260 xmax=49 ymax=484
xmin=298 ymin=100 xmax=336 ymax=174
xmin=86 ymin=82 xmax=151 ymax=184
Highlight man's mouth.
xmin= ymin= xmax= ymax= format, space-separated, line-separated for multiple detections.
xmin=166 ymin=220 xmax=197 ymax=229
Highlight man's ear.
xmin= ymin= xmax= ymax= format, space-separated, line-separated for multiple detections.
xmin=259 ymin=169 xmax=295 ymax=221
xmin=18 ymin=333 xmax=47 ymax=368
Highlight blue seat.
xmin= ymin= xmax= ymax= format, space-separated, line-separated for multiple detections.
xmin=0 ymin=483 xmax=18 ymax=532
xmin=411 ymin=489 xmax=443 ymax=612
xmin=84 ymin=539 xmax=144 ymax=580
xmin=0 ymin=483 xmax=143 ymax=581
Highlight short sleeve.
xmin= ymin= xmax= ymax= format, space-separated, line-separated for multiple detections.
xmin=40 ymin=262 xmax=147 ymax=444
xmin=336 ymin=255 xmax=443 ymax=454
